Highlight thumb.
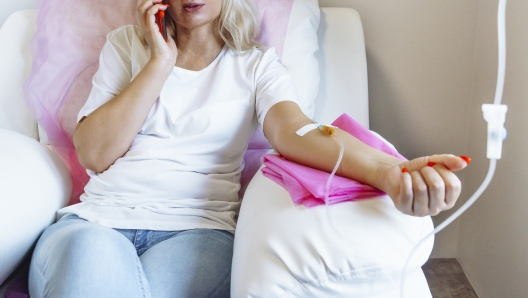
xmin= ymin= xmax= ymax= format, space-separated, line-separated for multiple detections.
xmin=403 ymin=154 xmax=470 ymax=172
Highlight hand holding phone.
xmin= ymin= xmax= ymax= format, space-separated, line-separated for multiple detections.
xmin=156 ymin=1 xmax=168 ymax=42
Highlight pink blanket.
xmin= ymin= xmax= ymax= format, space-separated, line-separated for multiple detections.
xmin=261 ymin=114 xmax=407 ymax=207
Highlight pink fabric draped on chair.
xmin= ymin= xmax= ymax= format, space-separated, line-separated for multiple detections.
xmin=23 ymin=0 xmax=293 ymax=205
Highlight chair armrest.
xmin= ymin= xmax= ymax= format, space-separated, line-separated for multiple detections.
xmin=0 ymin=129 xmax=71 ymax=285
xmin=232 ymin=167 xmax=434 ymax=297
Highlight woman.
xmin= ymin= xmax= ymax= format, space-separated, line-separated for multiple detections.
xmin=28 ymin=0 xmax=468 ymax=297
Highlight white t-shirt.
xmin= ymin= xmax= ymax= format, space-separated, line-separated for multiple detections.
xmin=57 ymin=25 xmax=297 ymax=231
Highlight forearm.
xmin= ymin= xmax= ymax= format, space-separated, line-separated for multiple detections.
xmin=265 ymin=102 xmax=401 ymax=192
xmin=265 ymin=102 xmax=468 ymax=216
xmin=74 ymin=60 xmax=172 ymax=172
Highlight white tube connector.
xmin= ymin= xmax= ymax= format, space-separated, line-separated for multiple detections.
xmin=482 ymin=104 xmax=508 ymax=159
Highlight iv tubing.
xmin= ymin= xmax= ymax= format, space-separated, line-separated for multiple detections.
xmin=495 ymin=0 xmax=507 ymax=106
xmin=399 ymin=159 xmax=497 ymax=297
xmin=401 ymin=0 xmax=506 ymax=296
xmin=324 ymin=134 xmax=397 ymax=290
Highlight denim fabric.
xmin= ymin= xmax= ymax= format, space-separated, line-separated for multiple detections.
xmin=29 ymin=215 xmax=233 ymax=298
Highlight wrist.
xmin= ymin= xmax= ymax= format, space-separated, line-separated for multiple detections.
xmin=376 ymin=163 xmax=402 ymax=194
xmin=146 ymin=58 xmax=174 ymax=77
xmin=339 ymin=148 xmax=401 ymax=193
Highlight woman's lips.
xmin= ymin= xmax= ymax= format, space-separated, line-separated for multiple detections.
xmin=182 ymin=3 xmax=204 ymax=13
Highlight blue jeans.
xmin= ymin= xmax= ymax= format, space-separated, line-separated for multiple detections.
xmin=28 ymin=215 xmax=233 ymax=298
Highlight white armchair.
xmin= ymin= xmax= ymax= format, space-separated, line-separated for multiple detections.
xmin=0 ymin=7 xmax=434 ymax=297
xmin=0 ymin=9 xmax=72 ymax=288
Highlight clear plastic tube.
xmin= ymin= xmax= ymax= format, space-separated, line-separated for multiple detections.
xmin=495 ymin=0 xmax=507 ymax=106
xmin=399 ymin=159 xmax=497 ymax=297
xmin=324 ymin=134 xmax=397 ymax=291
xmin=400 ymin=0 xmax=507 ymax=296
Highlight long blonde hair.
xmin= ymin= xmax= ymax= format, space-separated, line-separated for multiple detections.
xmin=217 ymin=0 xmax=262 ymax=52
xmin=141 ymin=0 xmax=262 ymax=53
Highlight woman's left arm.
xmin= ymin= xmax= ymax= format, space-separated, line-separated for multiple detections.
xmin=263 ymin=101 xmax=468 ymax=217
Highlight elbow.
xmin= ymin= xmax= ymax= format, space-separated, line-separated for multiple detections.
xmin=73 ymin=118 xmax=113 ymax=173
xmin=74 ymin=137 xmax=111 ymax=173
xmin=76 ymin=147 xmax=110 ymax=173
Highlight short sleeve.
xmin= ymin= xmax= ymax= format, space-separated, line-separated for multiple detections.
xmin=255 ymin=48 xmax=298 ymax=129
xmin=76 ymin=26 xmax=133 ymax=123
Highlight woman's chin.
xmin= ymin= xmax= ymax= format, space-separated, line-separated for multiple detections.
xmin=175 ymin=17 xmax=217 ymax=31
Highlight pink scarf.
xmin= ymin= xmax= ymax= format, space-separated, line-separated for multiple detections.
xmin=24 ymin=0 xmax=293 ymax=205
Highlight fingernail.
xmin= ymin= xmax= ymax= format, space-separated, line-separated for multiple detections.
xmin=427 ymin=162 xmax=436 ymax=167
xmin=459 ymin=156 xmax=471 ymax=165
xmin=402 ymin=168 xmax=409 ymax=173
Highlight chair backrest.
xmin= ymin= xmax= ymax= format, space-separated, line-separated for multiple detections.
xmin=315 ymin=8 xmax=369 ymax=128
xmin=0 ymin=7 xmax=369 ymax=143
xmin=0 ymin=9 xmax=38 ymax=140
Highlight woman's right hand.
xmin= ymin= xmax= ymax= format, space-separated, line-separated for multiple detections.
xmin=138 ymin=0 xmax=177 ymax=70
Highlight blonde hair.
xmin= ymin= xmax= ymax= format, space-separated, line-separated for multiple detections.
xmin=217 ymin=0 xmax=262 ymax=52
xmin=141 ymin=0 xmax=262 ymax=53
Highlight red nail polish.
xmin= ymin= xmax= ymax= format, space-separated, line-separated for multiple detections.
xmin=460 ymin=156 xmax=471 ymax=165
xmin=427 ymin=162 xmax=436 ymax=167
xmin=402 ymin=168 xmax=409 ymax=173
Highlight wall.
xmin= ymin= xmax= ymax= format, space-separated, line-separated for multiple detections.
xmin=0 ymin=0 xmax=37 ymax=27
xmin=457 ymin=0 xmax=528 ymax=296
xmin=319 ymin=0 xmax=479 ymax=257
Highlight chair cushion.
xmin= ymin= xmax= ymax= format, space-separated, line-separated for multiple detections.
xmin=0 ymin=129 xmax=71 ymax=285
xmin=232 ymin=166 xmax=434 ymax=297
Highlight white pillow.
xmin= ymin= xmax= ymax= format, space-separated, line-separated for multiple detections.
xmin=0 ymin=129 xmax=71 ymax=284
xmin=232 ymin=168 xmax=434 ymax=297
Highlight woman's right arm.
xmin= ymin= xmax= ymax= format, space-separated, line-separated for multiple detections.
xmin=74 ymin=0 xmax=176 ymax=173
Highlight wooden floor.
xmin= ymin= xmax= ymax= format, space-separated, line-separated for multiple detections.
xmin=423 ymin=258 xmax=478 ymax=298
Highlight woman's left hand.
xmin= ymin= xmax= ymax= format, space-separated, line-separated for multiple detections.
xmin=382 ymin=154 xmax=469 ymax=216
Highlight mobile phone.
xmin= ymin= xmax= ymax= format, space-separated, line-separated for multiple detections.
xmin=156 ymin=1 xmax=168 ymax=42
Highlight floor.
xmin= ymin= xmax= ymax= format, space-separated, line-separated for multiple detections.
xmin=2 ymin=257 xmax=478 ymax=297
xmin=423 ymin=258 xmax=479 ymax=298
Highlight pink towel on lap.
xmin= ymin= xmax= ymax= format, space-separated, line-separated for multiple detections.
xmin=261 ymin=113 xmax=407 ymax=207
